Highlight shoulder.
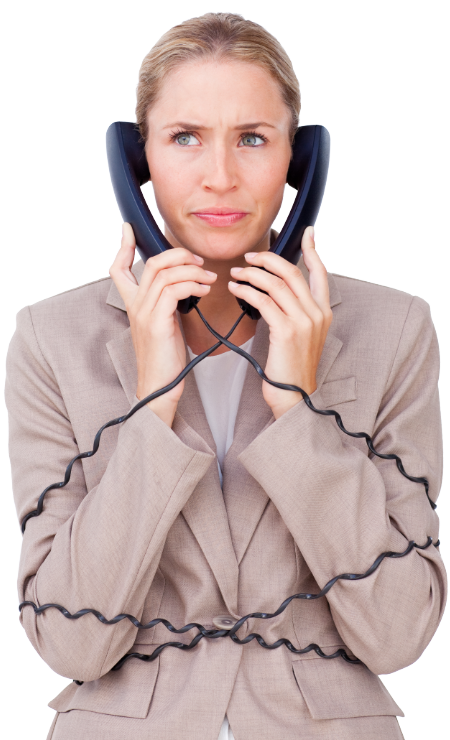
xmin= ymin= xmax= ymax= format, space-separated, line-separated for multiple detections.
xmin=323 ymin=274 xmax=439 ymax=422
xmin=332 ymin=272 xmax=430 ymax=311
xmin=12 ymin=274 xmax=127 ymax=365
xmin=331 ymin=272 xmax=432 ymax=333
xmin=28 ymin=274 xmax=114 ymax=321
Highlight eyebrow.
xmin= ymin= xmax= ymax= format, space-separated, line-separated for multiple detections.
xmin=234 ymin=122 xmax=276 ymax=130
xmin=163 ymin=121 xmax=276 ymax=130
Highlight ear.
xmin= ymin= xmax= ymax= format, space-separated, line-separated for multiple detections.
xmin=138 ymin=139 xmax=151 ymax=184
xmin=286 ymin=129 xmax=298 ymax=190
xmin=286 ymin=127 xmax=303 ymax=188
xmin=127 ymin=124 xmax=151 ymax=185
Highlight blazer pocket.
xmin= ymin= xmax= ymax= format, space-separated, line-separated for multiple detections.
xmin=292 ymin=657 xmax=403 ymax=720
xmin=320 ymin=376 xmax=357 ymax=408
xmin=49 ymin=651 xmax=159 ymax=719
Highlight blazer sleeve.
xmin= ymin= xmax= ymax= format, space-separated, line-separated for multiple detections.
xmin=5 ymin=306 xmax=214 ymax=682
xmin=239 ymin=295 xmax=447 ymax=675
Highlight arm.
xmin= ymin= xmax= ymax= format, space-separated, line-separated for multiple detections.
xmin=6 ymin=305 xmax=213 ymax=682
xmin=239 ymin=295 xmax=446 ymax=674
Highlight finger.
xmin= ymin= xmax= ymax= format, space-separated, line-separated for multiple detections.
xmin=228 ymin=280 xmax=285 ymax=328
xmin=134 ymin=247 xmax=204 ymax=312
xmin=138 ymin=265 xmax=217 ymax=315
xmin=109 ymin=223 xmax=139 ymax=308
xmin=154 ymin=281 xmax=212 ymax=320
xmin=244 ymin=236 xmax=327 ymax=318
xmin=229 ymin=265 xmax=300 ymax=317
xmin=300 ymin=226 xmax=331 ymax=316
xmin=110 ymin=223 xmax=137 ymax=279
xmin=243 ymin=252 xmax=322 ymax=320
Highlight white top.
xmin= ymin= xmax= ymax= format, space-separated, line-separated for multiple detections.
xmin=187 ymin=336 xmax=255 ymax=740
xmin=188 ymin=336 xmax=254 ymax=485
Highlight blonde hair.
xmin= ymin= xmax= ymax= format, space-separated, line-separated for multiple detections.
xmin=136 ymin=12 xmax=300 ymax=142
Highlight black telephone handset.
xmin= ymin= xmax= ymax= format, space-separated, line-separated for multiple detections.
xmin=106 ymin=122 xmax=330 ymax=319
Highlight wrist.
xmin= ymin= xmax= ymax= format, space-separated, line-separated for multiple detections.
xmin=136 ymin=391 xmax=178 ymax=427
xmin=149 ymin=400 xmax=177 ymax=427
xmin=271 ymin=396 xmax=302 ymax=420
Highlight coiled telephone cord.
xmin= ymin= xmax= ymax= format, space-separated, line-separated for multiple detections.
xmin=18 ymin=308 xmax=439 ymax=679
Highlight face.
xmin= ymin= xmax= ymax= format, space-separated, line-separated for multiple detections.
xmin=145 ymin=60 xmax=293 ymax=264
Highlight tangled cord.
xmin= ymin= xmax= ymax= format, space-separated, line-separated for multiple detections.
xmin=20 ymin=535 xmax=434 ymax=676
xmin=19 ymin=308 xmax=438 ymax=677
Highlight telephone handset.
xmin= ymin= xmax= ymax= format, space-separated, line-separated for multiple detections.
xmin=106 ymin=121 xmax=330 ymax=319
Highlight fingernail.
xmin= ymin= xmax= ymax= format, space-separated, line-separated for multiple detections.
xmin=308 ymin=226 xmax=315 ymax=240
xmin=228 ymin=281 xmax=238 ymax=287
xmin=245 ymin=252 xmax=257 ymax=260
xmin=193 ymin=253 xmax=204 ymax=264
xmin=205 ymin=270 xmax=217 ymax=277
xmin=230 ymin=267 xmax=243 ymax=274
xmin=199 ymin=283 xmax=211 ymax=288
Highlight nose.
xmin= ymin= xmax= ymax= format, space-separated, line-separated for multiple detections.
xmin=201 ymin=140 xmax=238 ymax=195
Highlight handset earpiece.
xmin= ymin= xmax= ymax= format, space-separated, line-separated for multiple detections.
xmin=235 ymin=125 xmax=330 ymax=320
xmin=106 ymin=122 xmax=199 ymax=314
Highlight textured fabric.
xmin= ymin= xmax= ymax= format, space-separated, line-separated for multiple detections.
xmin=188 ymin=340 xmax=255 ymax=740
xmin=5 ymin=257 xmax=446 ymax=740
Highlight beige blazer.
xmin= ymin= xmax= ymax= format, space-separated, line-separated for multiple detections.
xmin=5 ymin=258 xmax=446 ymax=740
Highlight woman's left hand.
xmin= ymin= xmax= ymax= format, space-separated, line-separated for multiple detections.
xmin=229 ymin=226 xmax=332 ymax=419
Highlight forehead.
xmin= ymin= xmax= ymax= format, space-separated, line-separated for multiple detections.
xmin=148 ymin=59 xmax=290 ymax=128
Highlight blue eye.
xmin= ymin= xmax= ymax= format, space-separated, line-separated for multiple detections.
xmin=239 ymin=134 xmax=265 ymax=147
xmin=175 ymin=132 xmax=200 ymax=146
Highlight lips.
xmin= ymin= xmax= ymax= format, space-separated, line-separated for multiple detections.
xmin=192 ymin=208 xmax=249 ymax=227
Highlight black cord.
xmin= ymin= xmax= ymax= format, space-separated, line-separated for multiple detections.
xmin=19 ymin=535 xmax=434 ymax=674
xmin=20 ymin=311 xmax=246 ymax=533
xmin=194 ymin=307 xmax=436 ymax=510
xmin=18 ymin=308 xmax=439 ymax=676
xmin=112 ymin=642 xmax=362 ymax=673
xmin=21 ymin=308 xmax=436 ymax=533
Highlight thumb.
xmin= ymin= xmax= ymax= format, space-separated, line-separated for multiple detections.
xmin=301 ymin=225 xmax=318 ymax=270
xmin=122 ymin=221 xmax=136 ymax=252
xmin=109 ymin=223 xmax=139 ymax=308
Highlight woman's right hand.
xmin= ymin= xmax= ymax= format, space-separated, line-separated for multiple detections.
xmin=109 ymin=223 xmax=217 ymax=426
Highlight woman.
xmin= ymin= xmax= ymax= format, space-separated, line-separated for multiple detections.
xmin=6 ymin=12 xmax=445 ymax=740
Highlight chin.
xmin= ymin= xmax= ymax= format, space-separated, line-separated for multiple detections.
xmin=172 ymin=223 xmax=270 ymax=262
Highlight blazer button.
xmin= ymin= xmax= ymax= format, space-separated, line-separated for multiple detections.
xmin=212 ymin=614 xmax=237 ymax=630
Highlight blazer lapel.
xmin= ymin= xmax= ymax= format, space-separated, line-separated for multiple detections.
xmin=222 ymin=319 xmax=273 ymax=564
xmin=105 ymin=260 xmax=144 ymax=405
xmin=105 ymin=265 xmax=239 ymax=616
xmin=106 ymin=326 xmax=137 ymax=405
xmin=177 ymin=369 xmax=240 ymax=617
xmin=222 ymin=263 xmax=343 ymax=565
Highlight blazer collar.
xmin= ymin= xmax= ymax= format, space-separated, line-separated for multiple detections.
xmin=105 ymin=256 xmax=343 ymax=580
